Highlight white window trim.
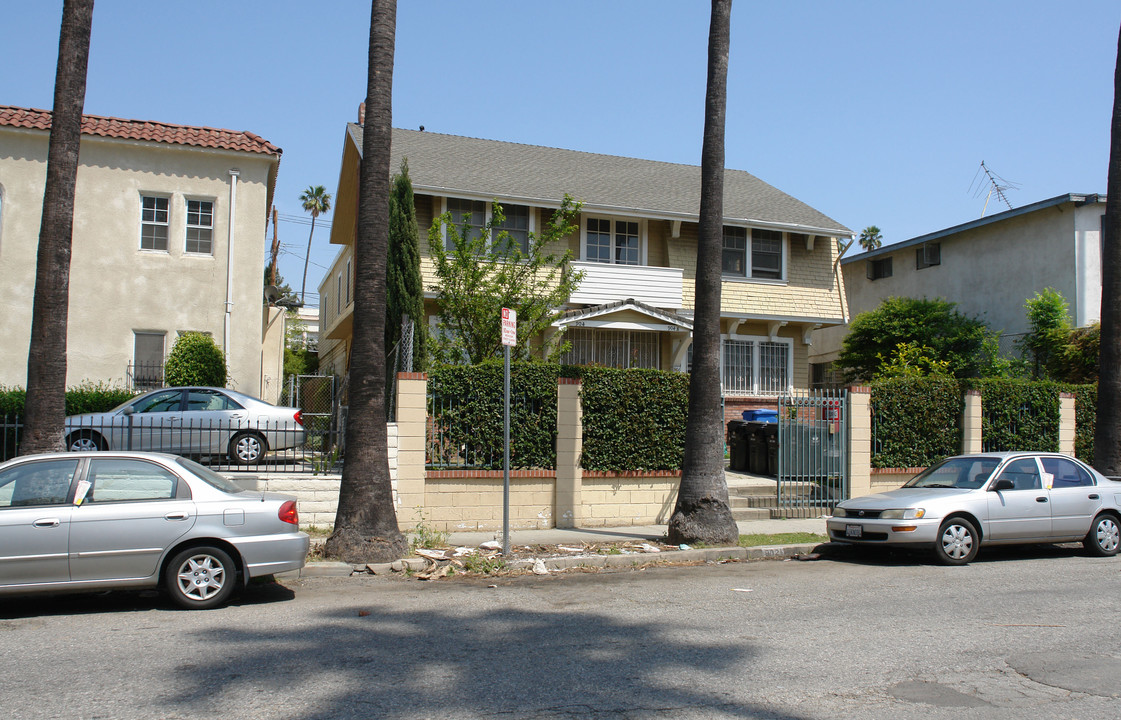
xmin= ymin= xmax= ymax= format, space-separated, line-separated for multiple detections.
xmin=720 ymin=333 xmax=794 ymax=396
xmin=721 ymin=226 xmax=788 ymax=282
xmin=139 ymin=193 xmax=172 ymax=254
xmin=580 ymin=214 xmax=648 ymax=266
xmin=440 ymin=196 xmax=537 ymax=253
xmin=183 ymin=196 xmax=216 ymax=256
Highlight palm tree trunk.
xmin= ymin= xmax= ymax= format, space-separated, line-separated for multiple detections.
xmin=669 ymin=0 xmax=738 ymax=545
xmin=1095 ymin=20 xmax=1121 ymax=475
xmin=21 ymin=0 xmax=95 ymax=456
xmin=325 ymin=0 xmax=406 ymax=562
xmin=300 ymin=215 xmax=316 ymax=303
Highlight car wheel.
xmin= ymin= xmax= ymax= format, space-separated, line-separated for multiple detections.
xmin=66 ymin=430 xmax=106 ymax=452
xmin=164 ymin=546 xmax=238 ymax=610
xmin=934 ymin=517 xmax=979 ymax=565
xmin=229 ymin=432 xmax=266 ymax=465
xmin=1084 ymin=513 xmax=1120 ymax=557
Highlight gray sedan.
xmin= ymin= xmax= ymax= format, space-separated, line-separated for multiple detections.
xmin=0 ymin=451 xmax=309 ymax=608
xmin=827 ymin=452 xmax=1121 ymax=564
xmin=65 ymin=387 xmax=306 ymax=465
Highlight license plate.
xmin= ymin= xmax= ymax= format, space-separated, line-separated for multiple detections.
xmin=845 ymin=524 xmax=863 ymax=538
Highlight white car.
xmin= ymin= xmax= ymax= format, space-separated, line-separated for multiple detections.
xmin=827 ymin=452 xmax=1121 ymax=564
xmin=0 ymin=451 xmax=309 ymax=608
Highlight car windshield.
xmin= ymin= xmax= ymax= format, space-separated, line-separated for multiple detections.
xmin=903 ymin=457 xmax=1000 ymax=489
xmin=175 ymin=457 xmax=249 ymax=495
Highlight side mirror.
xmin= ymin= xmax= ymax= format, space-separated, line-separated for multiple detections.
xmin=991 ymin=478 xmax=1014 ymax=492
xmin=121 ymin=406 xmax=135 ymax=416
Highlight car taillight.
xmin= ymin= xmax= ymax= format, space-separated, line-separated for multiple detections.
xmin=279 ymin=500 xmax=299 ymax=525
xmin=294 ymin=410 xmax=304 ymax=426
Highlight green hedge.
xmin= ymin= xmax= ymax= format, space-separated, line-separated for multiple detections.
xmin=870 ymin=377 xmax=963 ymax=468
xmin=0 ymin=383 xmax=137 ymax=417
xmin=978 ymin=379 xmax=1060 ymax=452
xmin=1065 ymin=384 xmax=1096 ymax=463
xmin=578 ymin=367 xmax=689 ymax=472
xmin=427 ymin=361 xmax=563 ymax=470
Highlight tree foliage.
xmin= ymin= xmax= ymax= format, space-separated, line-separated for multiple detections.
xmin=858 ymin=225 xmax=883 ymax=252
xmin=838 ymin=297 xmax=993 ymax=381
xmin=386 ymin=159 xmax=426 ymax=373
xmin=873 ymin=342 xmax=952 ymax=380
xmin=1020 ymin=288 xmax=1071 ymax=378
xmin=427 ymin=195 xmax=584 ymax=365
xmin=299 ymin=184 xmax=332 ymax=303
xmin=163 ymin=332 xmax=227 ymax=387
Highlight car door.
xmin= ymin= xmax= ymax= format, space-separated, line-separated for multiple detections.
xmin=0 ymin=458 xmax=80 ymax=587
xmin=986 ymin=457 xmax=1052 ymax=540
xmin=1041 ymin=456 xmax=1101 ymax=539
xmin=68 ymin=457 xmax=196 ymax=582
xmin=182 ymin=388 xmax=244 ymax=455
xmin=123 ymin=389 xmax=185 ymax=452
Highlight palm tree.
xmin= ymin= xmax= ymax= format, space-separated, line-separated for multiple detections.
xmin=324 ymin=0 xmax=407 ymax=563
xmin=1095 ymin=20 xmax=1121 ymax=475
xmin=668 ymin=0 xmax=739 ymax=546
xmin=20 ymin=0 xmax=95 ymax=456
xmin=299 ymin=184 xmax=332 ymax=303
xmin=858 ymin=225 xmax=883 ymax=252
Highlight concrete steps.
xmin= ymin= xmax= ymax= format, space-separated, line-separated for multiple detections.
xmin=727 ymin=481 xmax=835 ymax=522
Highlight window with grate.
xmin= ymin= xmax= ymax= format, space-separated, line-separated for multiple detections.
xmin=722 ymin=339 xmax=754 ymax=395
xmin=561 ymin=328 xmax=659 ymax=369
xmin=758 ymin=342 xmax=790 ymax=395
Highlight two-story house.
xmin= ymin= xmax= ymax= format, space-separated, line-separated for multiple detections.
xmin=811 ymin=193 xmax=1106 ymax=378
xmin=318 ymin=116 xmax=852 ymax=417
xmin=0 ymin=106 xmax=284 ymax=401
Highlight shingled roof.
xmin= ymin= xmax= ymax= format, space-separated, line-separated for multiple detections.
xmin=0 ymin=105 xmax=281 ymax=157
xmin=350 ymin=125 xmax=848 ymax=236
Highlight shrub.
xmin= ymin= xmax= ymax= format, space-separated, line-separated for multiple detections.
xmin=164 ymin=332 xmax=227 ymax=387
xmin=579 ymin=367 xmax=689 ymax=472
xmin=870 ymin=377 xmax=963 ymax=468
xmin=978 ymin=379 xmax=1059 ymax=452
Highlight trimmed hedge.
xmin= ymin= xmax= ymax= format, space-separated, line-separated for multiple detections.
xmin=578 ymin=367 xmax=690 ymax=472
xmin=1065 ymin=384 xmax=1096 ymax=463
xmin=427 ymin=361 xmax=563 ymax=470
xmin=1 ymin=382 xmax=137 ymax=417
xmin=870 ymin=377 xmax=963 ymax=468
xmin=978 ymin=379 xmax=1060 ymax=453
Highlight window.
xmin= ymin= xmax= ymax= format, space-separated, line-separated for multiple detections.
xmin=722 ymin=227 xmax=747 ymax=275
xmin=751 ymin=229 xmax=783 ymax=279
xmin=995 ymin=458 xmax=1042 ymax=491
xmin=561 ymin=328 xmax=660 ymax=368
xmin=132 ymin=331 xmax=165 ymax=390
xmin=916 ymin=243 xmax=940 ymax=270
xmin=446 ymin=198 xmax=487 ymax=251
xmin=0 ymin=459 xmax=78 ymax=508
xmin=131 ymin=389 xmax=183 ymax=414
xmin=345 ymin=258 xmax=352 ymax=306
xmin=718 ymin=336 xmax=792 ymax=396
xmin=1041 ymin=456 xmax=1094 ymax=488
xmin=867 ymin=256 xmax=892 ymax=280
xmin=492 ymin=204 xmax=530 ymax=256
xmin=723 ymin=227 xmax=784 ymax=279
xmin=336 ymin=272 xmax=342 ymax=315
xmin=140 ymin=195 xmax=169 ymax=251
xmin=185 ymin=199 xmax=214 ymax=254
xmin=85 ymin=459 xmax=178 ymax=503
xmin=583 ymin=217 xmax=642 ymax=265
xmin=185 ymin=389 xmax=241 ymax=412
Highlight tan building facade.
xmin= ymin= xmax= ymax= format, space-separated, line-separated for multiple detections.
xmin=318 ymin=123 xmax=852 ymax=414
xmin=0 ymin=106 xmax=283 ymax=399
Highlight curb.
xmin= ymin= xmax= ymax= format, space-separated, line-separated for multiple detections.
xmin=280 ymin=542 xmax=837 ymax=579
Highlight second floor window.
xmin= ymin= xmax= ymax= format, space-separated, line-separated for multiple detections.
xmin=722 ymin=227 xmax=784 ymax=280
xmin=583 ymin=217 xmax=641 ymax=265
xmin=446 ymin=198 xmax=487 ymax=251
xmin=185 ymin=200 xmax=214 ymax=254
xmin=141 ymin=196 xmax=169 ymax=251
xmin=867 ymin=256 xmax=893 ymax=280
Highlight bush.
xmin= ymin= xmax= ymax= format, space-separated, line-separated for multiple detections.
xmin=1061 ymin=383 xmax=1096 ymax=463
xmin=579 ymin=367 xmax=689 ymax=472
xmin=978 ymin=379 xmax=1059 ymax=452
xmin=164 ymin=332 xmax=227 ymax=387
xmin=870 ymin=377 xmax=963 ymax=468
xmin=1 ymin=382 xmax=137 ymax=417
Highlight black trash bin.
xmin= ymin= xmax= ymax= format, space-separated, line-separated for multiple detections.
xmin=763 ymin=423 xmax=779 ymax=476
xmin=747 ymin=422 xmax=768 ymax=474
xmin=727 ymin=420 xmax=749 ymax=471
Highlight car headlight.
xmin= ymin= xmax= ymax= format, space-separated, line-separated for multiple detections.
xmin=880 ymin=508 xmax=925 ymax=520
xmin=832 ymin=507 xmax=848 ymax=518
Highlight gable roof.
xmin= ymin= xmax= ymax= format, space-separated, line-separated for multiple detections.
xmin=553 ymin=298 xmax=693 ymax=330
xmin=845 ymin=193 xmax=1105 ymax=264
xmin=0 ymin=105 xmax=282 ymax=157
xmin=348 ymin=125 xmax=849 ymax=237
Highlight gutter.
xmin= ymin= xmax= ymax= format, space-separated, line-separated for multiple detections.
xmin=225 ymin=169 xmax=239 ymax=365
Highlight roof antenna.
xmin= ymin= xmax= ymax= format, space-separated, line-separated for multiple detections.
xmin=419 ymin=125 xmax=424 ymax=132
xmin=968 ymin=161 xmax=1019 ymax=217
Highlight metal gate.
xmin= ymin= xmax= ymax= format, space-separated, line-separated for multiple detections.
xmin=776 ymin=389 xmax=848 ymax=516
xmin=282 ymin=374 xmax=341 ymax=456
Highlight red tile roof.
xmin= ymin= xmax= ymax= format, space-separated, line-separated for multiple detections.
xmin=0 ymin=105 xmax=281 ymax=157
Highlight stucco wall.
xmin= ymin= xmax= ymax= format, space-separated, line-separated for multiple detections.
xmin=0 ymin=128 xmax=274 ymax=392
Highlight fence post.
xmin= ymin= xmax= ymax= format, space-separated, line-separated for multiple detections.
xmin=847 ymin=386 xmax=872 ymax=499
xmin=555 ymin=378 xmax=583 ymax=529
xmin=394 ymin=372 xmax=428 ymax=529
xmin=961 ymin=389 xmax=982 ymax=455
xmin=1058 ymin=392 xmax=1076 ymax=456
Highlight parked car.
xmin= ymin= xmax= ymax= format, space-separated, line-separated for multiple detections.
xmin=0 ymin=451 xmax=308 ymax=608
xmin=827 ymin=452 xmax=1121 ymax=565
xmin=65 ymin=387 xmax=305 ymax=465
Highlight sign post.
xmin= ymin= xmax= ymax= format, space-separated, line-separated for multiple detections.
xmin=500 ymin=308 xmax=517 ymax=556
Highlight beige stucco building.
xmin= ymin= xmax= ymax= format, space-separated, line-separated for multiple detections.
xmin=0 ymin=106 xmax=284 ymax=400
xmin=318 ymin=121 xmax=853 ymax=415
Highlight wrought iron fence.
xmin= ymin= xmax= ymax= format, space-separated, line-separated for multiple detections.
xmin=126 ymin=362 xmax=164 ymax=391
xmin=1 ymin=414 xmax=339 ymax=473
xmin=775 ymin=389 xmax=848 ymax=516
xmin=426 ymin=390 xmax=553 ymax=470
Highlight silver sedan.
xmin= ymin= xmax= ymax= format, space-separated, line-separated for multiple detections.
xmin=827 ymin=452 xmax=1121 ymax=564
xmin=0 ymin=451 xmax=309 ymax=608
xmin=65 ymin=387 xmax=306 ymax=465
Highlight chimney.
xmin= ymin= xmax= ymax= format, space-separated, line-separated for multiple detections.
xmin=357 ymin=102 xmax=365 ymax=125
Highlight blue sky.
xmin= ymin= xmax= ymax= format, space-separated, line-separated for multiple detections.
xmin=3 ymin=1 xmax=1118 ymax=307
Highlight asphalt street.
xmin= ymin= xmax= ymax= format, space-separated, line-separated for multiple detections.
xmin=2 ymin=545 xmax=1119 ymax=719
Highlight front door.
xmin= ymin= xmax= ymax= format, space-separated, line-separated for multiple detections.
xmin=986 ymin=457 xmax=1051 ymax=540
xmin=0 ymin=458 xmax=80 ymax=587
